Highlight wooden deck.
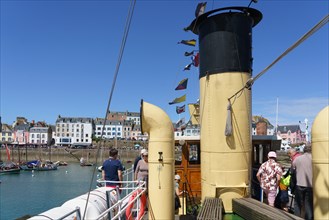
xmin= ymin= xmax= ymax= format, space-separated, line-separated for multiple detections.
xmin=232 ymin=198 xmax=303 ymax=220
xmin=197 ymin=197 xmax=222 ymax=220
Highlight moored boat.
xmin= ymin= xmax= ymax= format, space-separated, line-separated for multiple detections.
xmin=0 ymin=162 xmax=21 ymax=175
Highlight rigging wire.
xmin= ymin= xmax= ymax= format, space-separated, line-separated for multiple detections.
xmin=228 ymin=14 xmax=329 ymax=102
xmin=82 ymin=0 xmax=137 ymax=219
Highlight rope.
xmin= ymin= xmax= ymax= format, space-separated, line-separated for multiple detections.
xmin=228 ymin=14 xmax=329 ymax=102
xmin=83 ymin=0 xmax=137 ymax=219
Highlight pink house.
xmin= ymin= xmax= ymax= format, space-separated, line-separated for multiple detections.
xmin=276 ymin=125 xmax=306 ymax=144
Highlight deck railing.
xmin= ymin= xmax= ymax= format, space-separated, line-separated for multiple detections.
xmin=58 ymin=164 xmax=147 ymax=220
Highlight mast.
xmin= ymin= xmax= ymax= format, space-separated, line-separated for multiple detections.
xmin=275 ymin=97 xmax=279 ymax=134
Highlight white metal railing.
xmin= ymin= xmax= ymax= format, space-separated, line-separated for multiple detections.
xmin=95 ymin=181 xmax=147 ymax=220
xmin=64 ymin=165 xmax=147 ymax=220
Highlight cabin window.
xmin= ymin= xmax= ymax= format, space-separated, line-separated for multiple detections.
xmin=175 ymin=144 xmax=182 ymax=165
xmin=189 ymin=144 xmax=200 ymax=164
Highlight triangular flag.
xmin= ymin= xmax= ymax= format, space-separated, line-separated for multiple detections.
xmin=169 ymin=94 xmax=186 ymax=105
xmin=176 ymin=105 xmax=186 ymax=114
xmin=195 ymin=2 xmax=207 ymax=17
xmin=192 ymin=52 xmax=199 ymax=67
xmin=178 ymin=39 xmax=196 ymax=47
xmin=176 ymin=117 xmax=185 ymax=128
xmin=185 ymin=51 xmax=194 ymax=56
xmin=183 ymin=63 xmax=192 ymax=71
xmin=175 ymin=78 xmax=188 ymax=90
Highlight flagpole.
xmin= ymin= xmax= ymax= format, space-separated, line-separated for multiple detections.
xmin=275 ymin=97 xmax=279 ymax=134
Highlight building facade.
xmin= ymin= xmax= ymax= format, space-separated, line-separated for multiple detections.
xmin=29 ymin=127 xmax=52 ymax=145
xmin=55 ymin=116 xmax=93 ymax=147
xmin=276 ymin=125 xmax=305 ymax=144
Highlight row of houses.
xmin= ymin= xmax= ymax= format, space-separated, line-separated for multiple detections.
xmin=0 ymin=112 xmax=143 ymax=147
xmin=0 ymin=114 xmax=307 ymax=148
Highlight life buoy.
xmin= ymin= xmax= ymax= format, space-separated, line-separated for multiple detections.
xmin=125 ymin=190 xmax=147 ymax=220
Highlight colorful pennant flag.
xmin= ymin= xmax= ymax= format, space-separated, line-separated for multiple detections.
xmin=185 ymin=51 xmax=194 ymax=56
xmin=176 ymin=117 xmax=185 ymax=128
xmin=195 ymin=2 xmax=207 ymax=17
xmin=178 ymin=39 xmax=196 ymax=47
xmin=192 ymin=52 xmax=200 ymax=67
xmin=169 ymin=94 xmax=186 ymax=105
xmin=176 ymin=105 xmax=186 ymax=114
xmin=183 ymin=63 xmax=192 ymax=71
xmin=175 ymin=78 xmax=188 ymax=90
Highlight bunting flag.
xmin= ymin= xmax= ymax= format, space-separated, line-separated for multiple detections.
xmin=175 ymin=78 xmax=188 ymax=90
xmin=183 ymin=63 xmax=192 ymax=71
xmin=192 ymin=52 xmax=200 ymax=67
xmin=176 ymin=117 xmax=185 ymax=128
xmin=184 ymin=51 xmax=194 ymax=56
xmin=5 ymin=144 xmax=11 ymax=161
xmin=195 ymin=2 xmax=207 ymax=17
xmin=176 ymin=105 xmax=186 ymax=114
xmin=178 ymin=39 xmax=196 ymax=47
xmin=169 ymin=94 xmax=186 ymax=105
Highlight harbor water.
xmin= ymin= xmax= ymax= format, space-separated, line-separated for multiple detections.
xmin=0 ymin=162 xmax=132 ymax=220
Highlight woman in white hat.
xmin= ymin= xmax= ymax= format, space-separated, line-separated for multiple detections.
xmin=256 ymin=151 xmax=283 ymax=207
xmin=174 ymin=174 xmax=184 ymax=213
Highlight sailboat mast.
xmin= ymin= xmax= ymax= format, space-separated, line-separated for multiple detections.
xmin=275 ymin=97 xmax=279 ymax=134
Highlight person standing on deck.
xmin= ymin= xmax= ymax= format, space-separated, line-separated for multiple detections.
xmin=288 ymin=148 xmax=301 ymax=194
xmin=292 ymin=145 xmax=313 ymax=220
xmin=102 ymin=148 xmax=124 ymax=189
xmin=257 ymin=151 xmax=283 ymax=207
xmin=134 ymin=150 xmax=149 ymax=217
xmin=133 ymin=148 xmax=147 ymax=173
xmin=175 ymin=174 xmax=184 ymax=214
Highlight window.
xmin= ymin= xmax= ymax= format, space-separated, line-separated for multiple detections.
xmin=189 ymin=144 xmax=200 ymax=165
xmin=175 ymin=144 xmax=182 ymax=165
xmin=86 ymin=134 xmax=88 ymax=137
xmin=32 ymin=134 xmax=35 ymax=138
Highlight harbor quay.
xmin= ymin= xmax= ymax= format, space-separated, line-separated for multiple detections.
xmin=0 ymin=144 xmax=141 ymax=164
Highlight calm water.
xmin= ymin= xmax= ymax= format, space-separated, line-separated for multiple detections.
xmin=0 ymin=163 xmax=115 ymax=220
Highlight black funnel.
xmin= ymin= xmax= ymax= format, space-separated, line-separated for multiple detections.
xmin=189 ymin=7 xmax=262 ymax=78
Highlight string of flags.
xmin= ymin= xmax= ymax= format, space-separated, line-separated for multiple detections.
xmin=169 ymin=2 xmax=207 ymax=119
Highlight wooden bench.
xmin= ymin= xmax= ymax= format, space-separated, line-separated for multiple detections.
xmin=232 ymin=198 xmax=303 ymax=220
xmin=197 ymin=197 xmax=222 ymax=220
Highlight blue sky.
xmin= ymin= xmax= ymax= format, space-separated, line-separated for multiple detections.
xmin=1 ymin=0 xmax=328 ymax=131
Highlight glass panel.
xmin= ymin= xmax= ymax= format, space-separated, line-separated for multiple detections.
xmin=189 ymin=144 xmax=200 ymax=164
xmin=175 ymin=144 xmax=182 ymax=165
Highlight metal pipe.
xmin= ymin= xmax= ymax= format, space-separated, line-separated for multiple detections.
xmin=140 ymin=100 xmax=175 ymax=220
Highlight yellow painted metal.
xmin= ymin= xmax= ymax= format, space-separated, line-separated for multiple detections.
xmin=188 ymin=103 xmax=200 ymax=125
xmin=312 ymin=106 xmax=329 ymax=220
xmin=141 ymin=100 xmax=175 ymax=220
xmin=200 ymin=72 xmax=251 ymax=212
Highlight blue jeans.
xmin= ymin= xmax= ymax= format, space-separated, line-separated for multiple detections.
xmin=294 ymin=186 xmax=313 ymax=220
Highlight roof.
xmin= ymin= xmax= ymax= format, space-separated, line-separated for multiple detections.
xmin=277 ymin=125 xmax=301 ymax=133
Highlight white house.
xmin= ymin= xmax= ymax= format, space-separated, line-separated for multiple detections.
xmin=55 ymin=116 xmax=93 ymax=147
